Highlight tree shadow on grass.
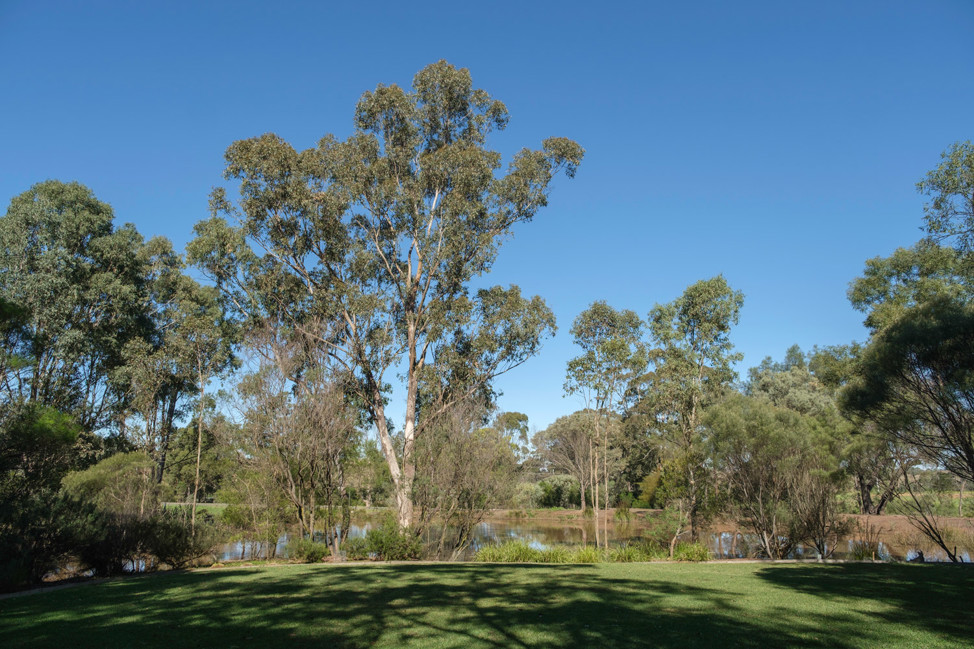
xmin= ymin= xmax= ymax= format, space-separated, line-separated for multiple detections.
xmin=1 ymin=563 xmax=969 ymax=648
xmin=755 ymin=563 xmax=972 ymax=645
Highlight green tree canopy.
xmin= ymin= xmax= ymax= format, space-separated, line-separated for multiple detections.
xmin=639 ymin=275 xmax=744 ymax=538
xmin=918 ymin=140 xmax=974 ymax=251
xmin=848 ymin=240 xmax=973 ymax=332
xmin=188 ymin=61 xmax=582 ymax=528
xmin=841 ymin=297 xmax=974 ymax=483
xmin=0 ymin=181 xmax=163 ymax=430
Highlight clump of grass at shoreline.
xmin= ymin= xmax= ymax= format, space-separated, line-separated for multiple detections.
xmin=474 ymin=540 xmax=710 ymax=563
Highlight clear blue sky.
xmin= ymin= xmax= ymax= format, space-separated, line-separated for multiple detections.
xmin=2 ymin=1 xmax=972 ymax=432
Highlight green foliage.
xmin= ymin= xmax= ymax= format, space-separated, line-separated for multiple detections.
xmin=707 ymin=394 xmax=843 ymax=559
xmin=532 ymin=412 xmax=594 ymax=509
xmin=362 ymin=523 xmax=425 ymax=561
xmin=147 ymin=509 xmax=220 ymax=569
xmin=639 ymin=276 xmax=744 ymax=536
xmin=0 ymin=403 xmax=86 ymax=589
xmin=511 ymin=482 xmax=543 ymax=509
xmin=842 ymin=297 xmax=974 ymax=483
xmin=475 ymin=541 xmax=543 ymax=563
xmin=634 ymin=471 xmax=661 ymax=508
xmin=190 ymin=61 xmax=581 ymax=528
xmin=474 ymin=539 xmax=709 ymax=563
xmin=341 ymin=536 xmax=370 ymax=561
xmin=568 ymin=545 xmax=604 ymax=564
xmin=0 ymin=492 xmax=100 ymax=590
xmin=565 ymin=301 xmax=646 ymax=411
xmin=537 ymin=475 xmax=581 ymax=508
xmin=615 ymin=492 xmax=632 ymax=521
xmin=848 ymin=240 xmax=972 ymax=332
xmin=917 ymin=140 xmax=974 ymax=251
xmin=608 ymin=543 xmax=642 ymax=562
xmin=639 ymin=506 xmax=691 ymax=548
xmin=671 ymin=541 xmax=711 ymax=562
xmin=216 ymin=467 xmax=291 ymax=556
xmin=62 ymin=452 xmax=159 ymax=516
xmin=0 ymin=181 xmax=171 ymax=431
xmin=287 ymin=537 xmax=330 ymax=563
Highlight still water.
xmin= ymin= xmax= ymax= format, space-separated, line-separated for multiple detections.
xmin=218 ymin=514 xmax=973 ymax=563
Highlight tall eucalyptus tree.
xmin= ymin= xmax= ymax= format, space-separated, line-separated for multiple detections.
xmin=189 ymin=61 xmax=582 ymax=527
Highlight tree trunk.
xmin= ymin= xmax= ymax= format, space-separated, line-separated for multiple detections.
xmin=603 ymin=422 xmax=610 ymax=550
xmin=191 ymin=367 xmax=205 ymax=534
xmin=591 ymin=438 xmax=599 ymax=548
xmin=579 ymin=474 xmax=586 ymax=511
xmin=156 ymin=392 xmax=179 ymax=484
xmin=856 ymin=475 xmax=876 ymax=515
xmin=371 ymin=392 xmax=411 ymax=528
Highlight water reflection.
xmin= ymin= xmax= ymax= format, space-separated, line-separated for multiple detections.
xmin=214 ymin=515 xmax=971 ymax=563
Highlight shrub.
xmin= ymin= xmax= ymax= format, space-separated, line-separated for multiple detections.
xmin=147 ymin=509 xmax=220 ymax=569
xmin=342 ymin=536 xmax=370 ymax=560
xmin=364 ymin=523 xmax=424 ymax=560
xmin=75 ymin=513 xmax=145 ymax=576
xmin=537 ymin=475 xmax=581 ymax=508
xmin=633 ymin=471 xmax=661 ymax=508
xmin=615 ymin=493 xmax=633 ymax=521
xmin=512 ymin=482 xmax=543 ymax=509
xmin=287 ymin=537 xmax=329 ymax=563
xmin=475 ymin=539 xmax=711 ymax=564
xmin=672 ymin=541 xmax=710 ymax=562
xmin=609 ymin=543 xmax=641 ymax=562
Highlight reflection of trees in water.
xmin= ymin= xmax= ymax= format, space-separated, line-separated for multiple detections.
xmin=217 ymin=515 xmax=972 ymax=562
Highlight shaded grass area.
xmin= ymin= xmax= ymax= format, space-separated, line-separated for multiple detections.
xmin=1 ymin=563 xmax=970 ymax=648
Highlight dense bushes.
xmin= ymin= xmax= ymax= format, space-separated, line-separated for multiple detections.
xmin=538 ymin=475 xmax=582 ymax=508
xmin=287 ymin=537 xmax=330 ymax=563
xmin=355 ymin=523 xmax=425 ymax=560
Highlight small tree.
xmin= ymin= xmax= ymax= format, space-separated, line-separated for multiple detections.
xmin=532 ymin=411 xmax=596 ymax=511
xmin=233 ymin=326 xmax=359 ymax=557
xmin=413 ymin=400 xmax=517 ymax=559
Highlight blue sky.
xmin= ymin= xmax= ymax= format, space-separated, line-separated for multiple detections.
xmin=2 ymin=1 xmax=972 ymax=432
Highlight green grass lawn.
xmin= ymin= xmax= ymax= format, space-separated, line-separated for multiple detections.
xmin=1 ymin=562 xmax=970 ymax=648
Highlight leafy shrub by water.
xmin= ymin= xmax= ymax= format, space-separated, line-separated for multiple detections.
xmin=512 ymin=482 xmax=543 ymax=509
xmin=364 ymin=523 xmax=424 ymax=560
xmin=147 ymin=509 xmax=220 ymax=569
xmin=287 ymin=537 xmax=329 ymax=563
xmin=342 ymin=536 xmax=370 ymax=560
xmin=672 ymin=541 xmax=710 ymax=562
xmin=609 ymin=543 xmax=642 ymax=562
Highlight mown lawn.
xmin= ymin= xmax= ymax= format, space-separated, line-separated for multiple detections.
xmin=1 ymin=562 xmax=970 ymax=648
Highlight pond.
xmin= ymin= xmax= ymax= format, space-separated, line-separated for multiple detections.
xmin=216 ymin=511 xmax=974 ymax=563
